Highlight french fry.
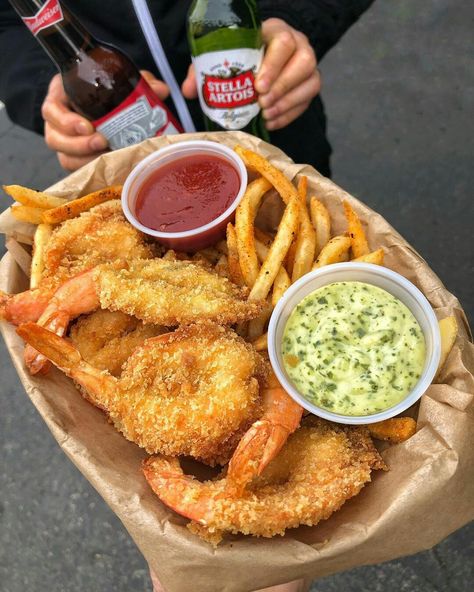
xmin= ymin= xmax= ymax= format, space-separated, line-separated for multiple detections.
xmin=235 ymin=176 xmax=272 ymax=287
xmin=247 ymin=301 xmax=273 ymax=341
xmin=353 ymin=248 xmax=385 ymax=266
xmin=437 ymin=316 xmax=458 ymax=375
xmin=10 ymin=205 xmax=45 ymax=225
xmin=226 ymin=223 xmax=245 ymax=286
xmin=249 ymin=195 xmax=300 ymax=301
xmin=343 ymin=200 xmax=370 ymax=258
xmin=30 ymin=224 xmax=53 ymax=289
xmin=252 ymin=332 xmax=268 ymax=352
xmin=312 ymin=235 xmax=351 ymax=269
xmin=255 ymin=238 xmax=291 ymax=306
xmin=215 ymin=240 xmax=228 ymax=255
xmin=292 ymin=176 xmax=316 ymax=282
xmin=309 ymin=197 xmax=331 ymax=256
xmin=235 ymin=146 xmax=299 ymax=206
xmin=285 ymin=237 xmax=297 ymax=277
xmin=3 ymin=185 xmax=66 ymax=209
xmin=41 ymin=185 xmax=123 ymax=224
xmin=367 ymin=417 xmax=416 ymax=443
xmin=272 ymin=266 xmax=291 ymax=307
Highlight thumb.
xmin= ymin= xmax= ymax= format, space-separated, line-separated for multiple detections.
xmin=181 ymin=64 xmax=198 ymax=99
xmin=140 ymin=70 xmax=170 ymax=100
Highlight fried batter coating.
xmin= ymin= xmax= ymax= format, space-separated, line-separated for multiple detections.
xmin=69 ymin=310 xmax=166 ymax=376
xmin=94 ymin=258 xmax=264 ymax=325
xmin=143 ymin=418 xmax=385 ymax=544
xmin=18 ymin=322 xmax=268 ymax=465
xmin=1 ymin=200 xmax=153 ymax=325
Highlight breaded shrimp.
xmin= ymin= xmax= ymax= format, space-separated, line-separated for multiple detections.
xmin=0 ymin=200 xmax=153 ymax=325
xmin=69 ymin=310 xmax=166 ymax=377
xmin=24 ymin=258 xmax=265 ymax=374
xmin=143 ymin=418 xmax=386 ymax=544
xmin=18 ymin=322 xmax=267 ymax=465
xmin=226 ymin=372 xmax=303 ymax=496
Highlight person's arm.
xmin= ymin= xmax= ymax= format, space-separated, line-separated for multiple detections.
xmin=0 ymin=4 xmax=56 ymax=134
xmin=258 ymin=0 xmax=375 ymax=61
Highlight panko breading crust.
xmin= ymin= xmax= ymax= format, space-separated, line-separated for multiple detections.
xmin=69 ymin=310 xmax=166 ymax=376
xmin=144 ymin=417 xmax=385 ymax=543
xmin=92 ymin=258 xmax=265 ymax=326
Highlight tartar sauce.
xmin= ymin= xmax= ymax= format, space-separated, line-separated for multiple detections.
xmin=282 ymin=281 xmax=426 ymax=416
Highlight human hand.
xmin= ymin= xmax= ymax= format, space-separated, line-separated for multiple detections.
xmin=42 ymin=71 xmax=169 ymax=171
xmin=256 ymin=18 xmax=320 ymax=130
xmin=181 ymin=19 xmax=319 ymax=132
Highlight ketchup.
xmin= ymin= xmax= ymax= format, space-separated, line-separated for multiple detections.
xmin=135 ymin=154 xmax=240 ymax=232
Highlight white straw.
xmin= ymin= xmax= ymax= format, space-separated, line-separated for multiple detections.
xmin=131 ymin=0 xmax=196 ymax=133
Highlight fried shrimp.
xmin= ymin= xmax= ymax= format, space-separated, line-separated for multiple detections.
xmin=18 ymin=322 xmax=267 ymax=465
xmin=69 ymin=310 xmax=166 ymax=376
xmin=226 ymin=372 xmax=303 ymax=496
xmin=0 ymin=200 xmax=153 ymax=325
xmin=142 ymin=418 xmax=386 ymax=544
xmin=24 ymin=258 xmax=265 ymax=374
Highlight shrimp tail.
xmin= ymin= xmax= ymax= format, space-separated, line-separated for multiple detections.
xmin=0 ymin=288 xmax=51 ymax=325
xmin=142 ymin=456 xmax=212 ymax=523
xmin=17 ymin=323 xmax=116 ymax=410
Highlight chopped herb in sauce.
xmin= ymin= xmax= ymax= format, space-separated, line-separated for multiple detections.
xmin=282 ymin=281 xmax=426 ymax=416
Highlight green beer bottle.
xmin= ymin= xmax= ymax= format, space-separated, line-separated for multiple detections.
xmin=187 ymin=0 xmax=269 ymax=140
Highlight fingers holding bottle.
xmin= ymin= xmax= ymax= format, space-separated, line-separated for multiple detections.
xmin=256 ymin=19 xmax=321 ymax=130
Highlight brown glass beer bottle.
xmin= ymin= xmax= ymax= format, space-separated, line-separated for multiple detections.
xmin=8 ymin=0 xmax=183 ymax=149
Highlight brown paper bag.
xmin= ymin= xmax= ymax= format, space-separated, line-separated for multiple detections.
xmin=1 ymin=131 xmax=473 ymax=592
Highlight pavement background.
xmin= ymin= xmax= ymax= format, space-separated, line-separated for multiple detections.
xmin=1 ymin=1 xmax=473 ymax=591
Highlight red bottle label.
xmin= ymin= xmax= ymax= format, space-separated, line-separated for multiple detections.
xmin=203 ymin=69 xmax=257 ymax=109
xmin=22 ymin=0 xmax=64 ymax=36
xmin=92 ymin=78 xmax=183 ymax=150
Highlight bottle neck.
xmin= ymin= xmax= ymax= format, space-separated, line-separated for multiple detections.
xmin=9 ymin=0 xmax=96 ymax=70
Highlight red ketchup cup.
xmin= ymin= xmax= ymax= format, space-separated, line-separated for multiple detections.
xmin=121 ymin=140 xmax=248 ymax=251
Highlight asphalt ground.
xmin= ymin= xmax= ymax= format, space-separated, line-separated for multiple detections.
xmin=1 ymin=1 xmax=473 ymax=591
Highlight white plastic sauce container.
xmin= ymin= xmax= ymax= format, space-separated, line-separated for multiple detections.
xmin=268 ymin=262 xmax=441 ymax=424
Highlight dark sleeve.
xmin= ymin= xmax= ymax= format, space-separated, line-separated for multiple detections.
xmin=0 ymin=3 xmax=57 ymax=134
xmin=258 ymin=0 xmax=375 ymax=60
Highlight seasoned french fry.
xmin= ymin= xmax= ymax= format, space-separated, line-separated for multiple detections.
xmin=247 ymin=301 xmax=273 ymax=341
xmin=437 ymin=316 xmax=458 ymax=375
xmin=309 ymin=197 xmax=331 ymax=256
xmin=249 ymin=195 xmax=300 ymax=301
xmin=41 ymin=185 xmax=123 ymax=224
xmin=285 ymin=238 xmax=297 ymax=277
xmin=368 ymin=417 xmax=416 ymax=443
xmin=252 ymin=332 xmax=268 ymax=352
xmin=255 ymin=238 xmax=291 ymax=306
xmin=272 ymin=266 xmax=291 ymax=307
xmin=30 ymin=223 xmax=53 ymax=289
xmin=312 ymin=235 xmax=351 ymax=269
xmin=343 ymin=200 xmax=370 ymax=258
xmin=292 ymin=176 xmax=316 ymax=282
xmin=215 ymin=240 xmax=228 ymax=255
xmin=235 ymin=177 xmax=272 ymax=287
xmin=226 ymin=223 xmax=245 ymax=286
xmin=235 ymin=146 xmax=299 ymax=205
xmin=3 ymin=185 xmax=65 ymax=209
xmin=353 ymin=248 xmax=385 ymax=266
xmin=10 ymin=205 xmax=45 ymax=225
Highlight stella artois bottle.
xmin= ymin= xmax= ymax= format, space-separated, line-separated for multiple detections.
xmin=187 ymin=0 xmax=268 ymax=140
xmin=8 ymin=0 xmax=182 ymax=150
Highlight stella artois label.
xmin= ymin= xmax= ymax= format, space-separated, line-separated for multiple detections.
xmin=193 ymin=47 xmax=264 ymax=130
xmin=22 ymin=0 xmax=64 ymax=36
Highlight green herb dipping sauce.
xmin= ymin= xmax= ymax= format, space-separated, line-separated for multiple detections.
xmin=282 ymin=282 xmax=426 ymax=416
